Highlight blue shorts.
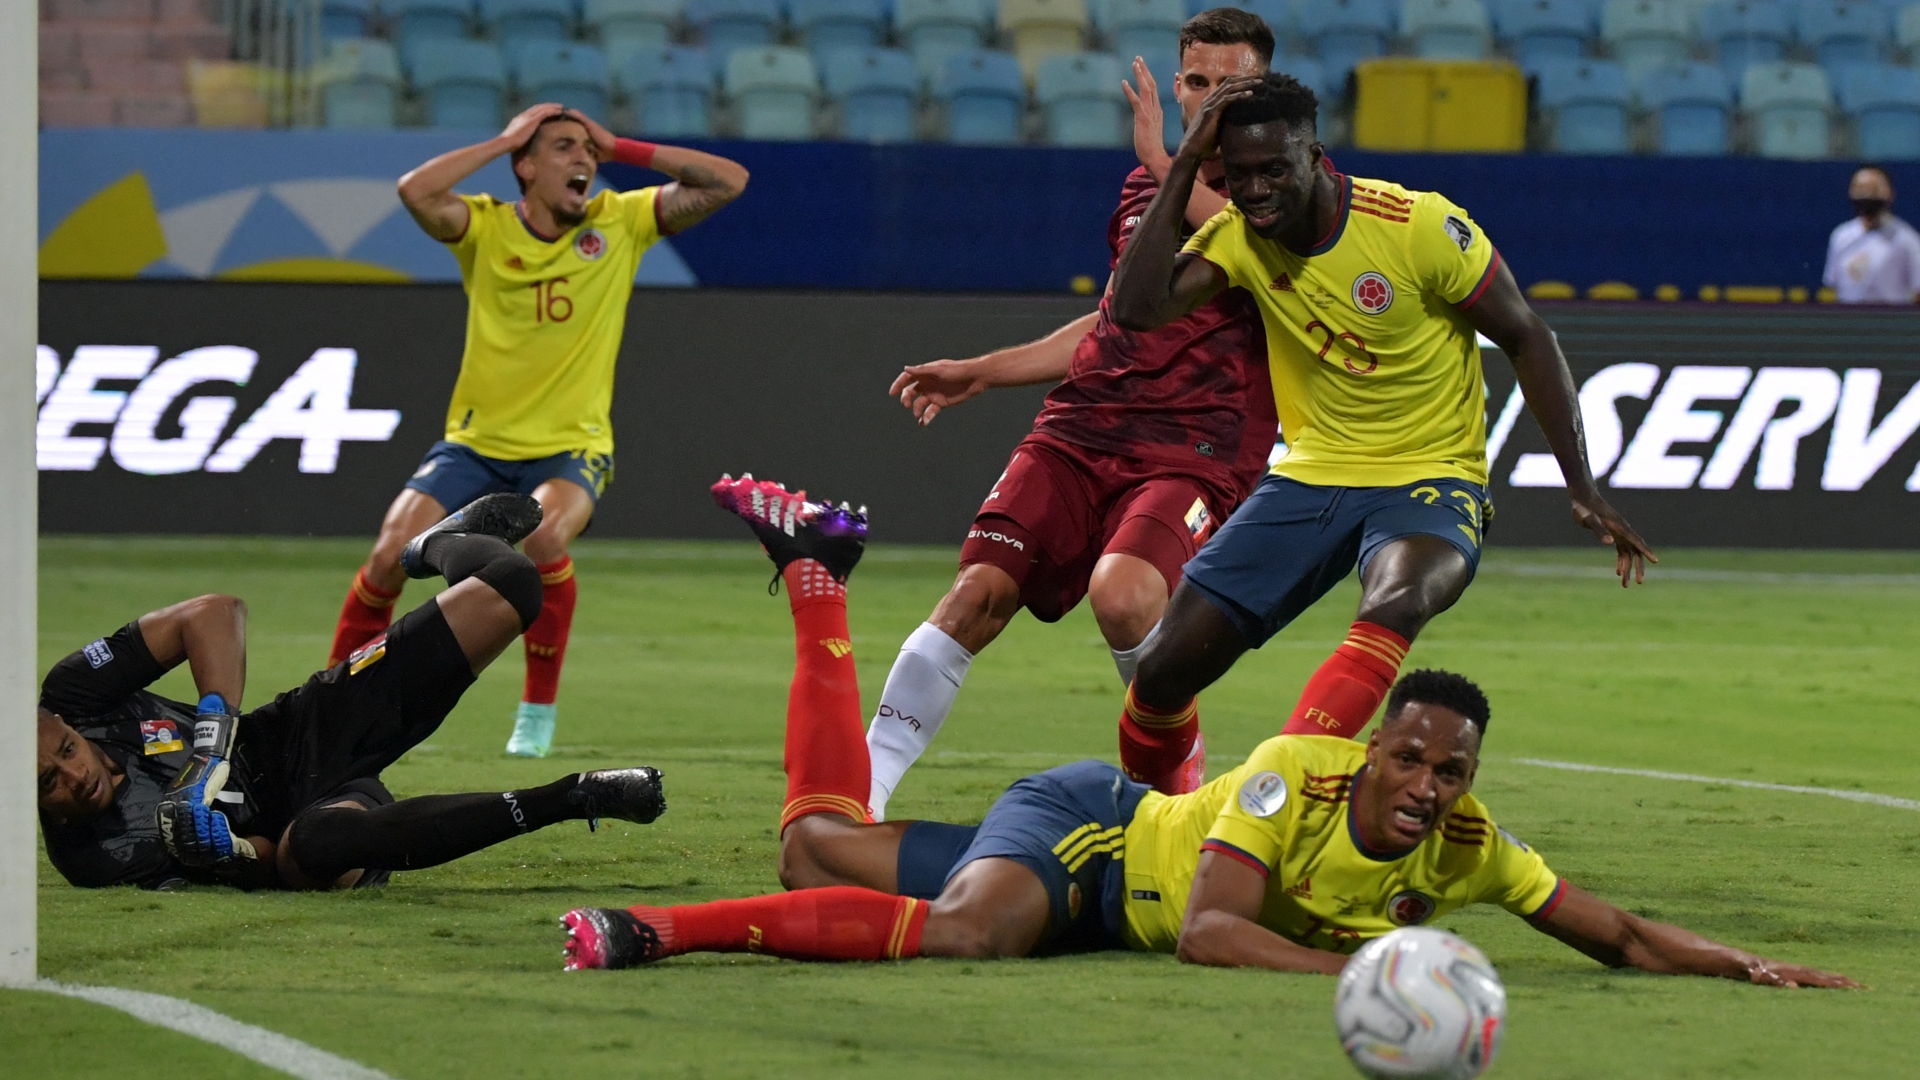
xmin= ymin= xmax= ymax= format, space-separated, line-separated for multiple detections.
xmin=404 ymin=441 xmax=612 ymax=510
xmin=1183 ymin=475 xmax=1491 ymax=648
xmin=945 ymin=760 xmax=1150 ymax=954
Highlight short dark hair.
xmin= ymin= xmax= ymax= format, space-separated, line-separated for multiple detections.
xmin=1385 ymin=669 xmax=1491 ymax=734
xmin=1179 ymin=8 xmax=1276 ymax=65
xmin=1220 ymin=72 xmax=1318 ymax=132
xmin=1855 ymin=162 xmax=1893 ymax=185
xmin=510 ymin=112 xmax=588 ymax=194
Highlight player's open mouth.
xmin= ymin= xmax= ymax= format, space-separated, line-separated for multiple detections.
xmin=1243 ymin=206 xmax=1280 ymax=230
xmin=566 ymin=173 xmax=590 ymax=195
xmin=1390 ymin=805 xmax=1432 ymax=838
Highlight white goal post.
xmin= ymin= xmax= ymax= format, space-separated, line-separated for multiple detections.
xmin=2 ymin=1 xmax=40 ymax=986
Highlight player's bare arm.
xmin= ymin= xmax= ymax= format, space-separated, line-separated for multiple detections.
xmin=1176 ymin=851 xmax=1349 ymax=974
xmin=567 ymin=110 xmax=749 ymax=233
xmin=890 ymin=311 xmax=1099 ymax=425
xmin=1529 ymin=881 xmax=1859 ymax=989
xmin=398 ymin=103 xmax=566 ymax=241
xmin=1462 ymin=267 xmax=1658 ymax=586
xmin=134 ymin=593 xmax=249 ymax=708
xmin=1123 ymin=56 xmax=1230 ymax=229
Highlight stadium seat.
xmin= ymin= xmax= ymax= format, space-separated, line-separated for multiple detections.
xmin=411 ymin=37 xmax=507 ymax=128
xmin=1741 ymin=60 xmax=1834 ymax=157
xmin=1799 ymin=1 xmax=1892 ymax=80
xmin=1535 ymin=56 xmax=1633 ymax=151
xmin=1600 ymin=0 xmax=1694 ymax=81
xmin=1298 ymin=0 xmax=1393 ymax=83
xmin=588 ymin=0 xmax=683 ymax=57
xmin=1276 ymin=55 xmax=1336 ymax=107
xmin=512 ymin=40 xmax=609 ymax=116
xmin=725 ymin=45 xmax=820 ymax=139
xmin=1499 ymin=0 xmax=1594 ymax=70
xmin=1402 ymin=0 xmax=1494 ymax=58
xmin=319 ymin=38 xmax=401 ymax=129
xmin=898 ymin=0 xmax=994 ymax=83
xmin=1899 ymin=3 xmax=1920 ymax=59
xmin=820 ymin=46 xmax=920 ymax=140
xmin=690 ymin=0 xmax=783 ymax=77
xmin=1036 ymin=51 xmax=1127 ymax=145
xmin=480 ymin=0 xmax=575 ymax=41
xmin=1104 ymin=0 xmax=1185 ymax=66
xmin=999 ymin=0 xmax=1093 ymax=80
xmin=394 ymin=0 xmax=474 ymax=46
xmin=937 ymin=48 xmax=1027 ymax=143
xmin=792 ymin=0 xmax=890 ymax=63
xmin=1837 ymin=60 xmax=1920 ymax=157
xmin=1638 ymin=61 xmax=1733 ymax=152
xmin=1184 ymin=0 xmax=1298 ymax=43
xmin=619 ymin=44 xmax=714 ymax=135
xmin=321 ymin=0 xmax=376 ymax=43
xmin=1699 ymin=1 xmax=1792 ymax=83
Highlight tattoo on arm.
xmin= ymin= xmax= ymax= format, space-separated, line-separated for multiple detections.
xmin=658 ymin=162 xmax=734 ymax=233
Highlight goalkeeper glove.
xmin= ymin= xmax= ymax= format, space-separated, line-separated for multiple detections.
xmin=156 ymin=694 xmax=257 ymax=871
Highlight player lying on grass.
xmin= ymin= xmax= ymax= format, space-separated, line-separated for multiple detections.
xmin=37 ymin=495 xmax=665 ymax=891
xmin=558 ymin=476 xmax=1853 ymax=990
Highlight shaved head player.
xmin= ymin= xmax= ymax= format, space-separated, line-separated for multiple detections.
xmin=326 ymin=104 xmax=749 ymax=758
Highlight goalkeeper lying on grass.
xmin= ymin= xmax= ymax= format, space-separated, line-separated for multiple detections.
xmin=559 ymin=475 xmax=1853 ymax=991
xmin=36 ymin=495 xmax=664 ymax=891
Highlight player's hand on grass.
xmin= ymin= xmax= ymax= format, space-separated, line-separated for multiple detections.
xmin=1745 ymin=958 xmax=1861 ymax=989
xmin=1122 ymin=56 xmax=1172 ymax=180
xmin=1174 ymin=75 xmax=1261 ymax=163
xmin=500 ymin=102 xmax=566 ymax=149
xmin=890 ymin=359 xmax=988 ymax=425
xmin=1569 ymin=491 xmax=1656 ymax=587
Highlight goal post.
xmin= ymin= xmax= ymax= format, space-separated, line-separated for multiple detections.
xmin=1 ymin=1 xmax=40 ymax=987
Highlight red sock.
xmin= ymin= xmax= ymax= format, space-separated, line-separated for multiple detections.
xmin=779 ymin=559 xmax=872 ymax=830
xmin=522 ymin=556 xmax=577 ymax=706
xmin=1281 ymin=621 xmax=1409 ymax=739
xmin=1119 ymin=684 xmax=1201 ymax=794
xmin=630 ymin=888 xmax=926 ymax=961
xmin=327 ymin=569 xmax=400 ymax=667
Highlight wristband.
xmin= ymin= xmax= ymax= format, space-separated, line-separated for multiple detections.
xmin=612 ymin=138 xmax=658 ymax=169
xmin=198 ymin=692 xmax=232 ymax=716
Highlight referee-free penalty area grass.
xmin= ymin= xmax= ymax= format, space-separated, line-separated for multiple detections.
xmin=10 ymin=538 xmax=1920 ymax=1079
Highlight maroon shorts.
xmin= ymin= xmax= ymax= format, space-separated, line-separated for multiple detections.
xmin=959 ymin=433 xmax=1241 ymax=623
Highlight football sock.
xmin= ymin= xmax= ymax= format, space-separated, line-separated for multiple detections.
xmin=1118 ymin=683 xmax=1200 ymax=793
xmin=780 ymin=559 xmax=872 ymax=831
xmin=327 ymin=569 xmax=399 ymax=666
xmin=420 ymin=532 xmax=544 ymax=629
xmin=287 ymin=773 xmax=582 ymax=882
xmin=523 ymin=556 xmax=577 ymax=707
xmin=1107 ymin=622 xmax=1158 ymax=688
xmin=627 ymin=888 xmax=926 ymax=961
xmin=1280 ymin=621 xmax=1409 ymax=740
xmin=864 ymin=622 xmax=973 ymax=821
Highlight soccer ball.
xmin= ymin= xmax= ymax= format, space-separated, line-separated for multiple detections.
xmin=1333 ymin=927 xmax=1506 ymax=1080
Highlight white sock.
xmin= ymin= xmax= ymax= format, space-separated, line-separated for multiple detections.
xmin=865 ymin=622 xmax=974 ymax=821
xmin=1109 ymin=622 xmax=1159 ymax=687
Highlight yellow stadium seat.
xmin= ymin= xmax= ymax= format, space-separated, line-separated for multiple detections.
xmin=998 ymin=0 xmax=1089 ymax=80
xmin=1352 ymin=58 xmax=1524 ymax=152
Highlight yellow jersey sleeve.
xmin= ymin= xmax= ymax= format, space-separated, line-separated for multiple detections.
xmin=1181 ymin=204 xmax=1250 ymax=289
xmin=449 ymin=193 xmax=501 ymax=284
xmin=1407 ymin=192 xmax=1499 ymax=307
xmin=1471 ymin=821 xmax=1563 ymax=917
xmin=1199 ymin=737 xmax=1307 ymax=872
xmin=616 ymin=186 xmax=664 ymax=248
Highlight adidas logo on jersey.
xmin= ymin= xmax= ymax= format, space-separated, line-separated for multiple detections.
xmin=505 ymin=256 xmax=524 ymax=270
xmin=1284 ymin=877 xmax=1313 ymax=899
xmin=1268 ymin=273 xmax=1296 ymax=292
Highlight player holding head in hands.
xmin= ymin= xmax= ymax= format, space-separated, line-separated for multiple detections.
xmin=866 ymin=9 xmax=1277 ymax=819
xmin=325 ymin=104 xmax=749 ymax=758
xmin=39 ymin=495 xmax=666 ymax=892
xmin=1102 ymin=74 xmax=1656 ymax=791
xmin=559 ymin=476 xmax=1850 ymax=993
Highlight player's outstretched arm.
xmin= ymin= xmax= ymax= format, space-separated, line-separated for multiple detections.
xmin=135 ymin=593 xmax=248 ymax=708
xmin=1462 ymin=262 xmax=1657 ymax=587
xmin=889 ymin=311 xmax=1100 ymax=425
xmin=1122 ymin=56 xmax=1230 ymax=229
xmin=398 ymin=103 xmax=566 ymax=241
xmin=1529 ymin=881 xmax=1859 ymax=988
xmin=1176 ymin=851 xmax=1349 ymax=974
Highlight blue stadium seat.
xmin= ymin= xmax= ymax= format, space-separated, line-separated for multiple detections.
xmin=726 ymin=45 xmax=820 ymax=139
xmin=1104 ymin=0 xmax=1185 ymax=65
xmin=822 ymin=46 xmax=920 ymax=140
xmin=1837 ymin=60 xmax=1920 ymax=157
xmin=1275 ymin=55 xmax=1336 ymax=108
xmin=690 ymin=0 xmax=783 ymax=76
xmin=1535 ymin=56 xmax=1633 ymax=151
xmin=480 ymin=0 xmax=575 ymax=41
xmin=1899 ymin=3 xmax=1920 ymax=59
xmin=937 ymin=48 xmax=1026 ymax=143
xmin=1800 ymin=1 xmax=1892 ymax=80
xmin=1700 ymin=1 xmax=1793 ymax=84
xmin=410 ymin=37 xmax=507 ymax=128
xmin=588 ymin=0 xmax=683 ymax=56
xmin=512 ymin=40 xmax=609 ymax=116
xmin=1498 ymin=0 xmax=1593 ymax=69
xmin=1186 ymin=0 xmax=1298 ymax=45
xmin=1600 ymin=0 xmax=1693 ymax=81
xmin=1299 ymin=0 xmax=1392 ymax=83
xmin=793 ymin=0 xmax=890 ymax=62
xmin=1402 ymin=0 xmax=1494 ymax=58
xmin=395 ymin=0 xmax=473 ymax=46
xmin=1036 ymin=51 xmax=1127 ymax=145
xmin=321 ymin=0 xmax=376 ymax=42
xmin=320 ymin=38 xmax=401 ymax=129
xmin=1741 ymin=60 xmax=1834 ymax=157
xmin=898 ymin=0 xmax=994 ymax=83
xmin=1638 ymin=61 xmax=1733 ymax=152
xmin=619 ymin=44 xmax=715 ymax=135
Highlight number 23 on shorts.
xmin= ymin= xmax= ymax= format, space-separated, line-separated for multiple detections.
xmin=1409 ymin=485 xmax=1482 ymax=548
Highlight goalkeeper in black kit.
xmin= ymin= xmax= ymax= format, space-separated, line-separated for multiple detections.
xmin=35 ymin=495 xmax=665 ymax=891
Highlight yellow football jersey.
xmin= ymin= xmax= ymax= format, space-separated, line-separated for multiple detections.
xmin=1183 ymin=173 xmax=1499 ymax=488
xmin=443 ymin=187 xmax=664 ymax=459
xmin=1120 ymin=735 xmax=1561 ymax=955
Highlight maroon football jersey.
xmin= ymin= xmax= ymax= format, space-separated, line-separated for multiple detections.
xmin=1032 ymin=167 xmax=1277 ymax=499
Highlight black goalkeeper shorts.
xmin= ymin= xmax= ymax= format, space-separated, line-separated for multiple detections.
xmin=239 ymin=599 xmax=473 ymax=839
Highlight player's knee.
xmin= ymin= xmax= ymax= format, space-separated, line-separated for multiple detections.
xmin=282 ymin=807 xmax=369 ymax=890
xmin=775 ymin=816 xmax=834 ymax=891
xmin=922 ymin=908 xmax=1021 ymax=959
xmin=521 ymin=524 xmax=568 ymax=567
xmin=437 ymin=534 xmax=543 ymax=630
xmin=931 ymin=566 xmax=1018 ymax=649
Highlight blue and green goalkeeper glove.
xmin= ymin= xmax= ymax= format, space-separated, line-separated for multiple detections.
xmin=156 ymin=694 xmax=257 ymax=872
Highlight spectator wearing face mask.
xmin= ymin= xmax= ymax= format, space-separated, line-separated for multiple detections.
xmin=1823 ymin=164 xmax=1920 ymax=304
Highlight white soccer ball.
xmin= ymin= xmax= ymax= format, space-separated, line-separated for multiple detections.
xmin=1333 ymin=927 xmax=1507 ymax=1080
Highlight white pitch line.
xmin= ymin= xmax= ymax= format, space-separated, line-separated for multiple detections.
xmin=1511 ymin=759 xmax=1920 ymax=812
xmin=31 ymin=981 xmax=395 ymax=1080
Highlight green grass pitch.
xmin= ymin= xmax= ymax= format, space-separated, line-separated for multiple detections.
xmin=9 ymin=537 xmax=1920 ymax=1079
